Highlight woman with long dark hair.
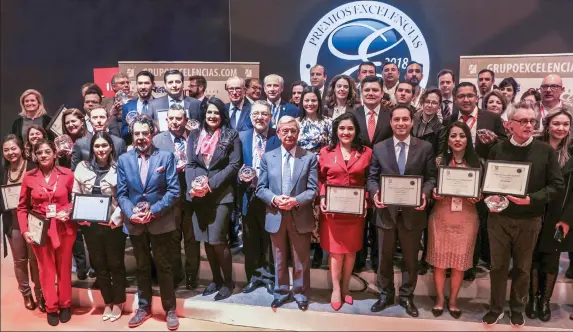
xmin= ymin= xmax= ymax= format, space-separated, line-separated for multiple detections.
xmin=323 ymin=75 xmax=358 ymax=119
xmin=58 ymin=108 xmax=88 ymax=168
xmin=289 ymin=80 xmax=308 ymax=107
xmin=318 ymin=112 xmax=371 ymax=310
xmin=427 ymin=122 xmax=481 ymax=319
xmin=186 ymin=97 xmax=241 ymax=301
xmin=72 ymin=132 xmax=126 ymax=321
xmin=1 ymin=134 xmax=43 ymax=312
xmin=24 ymin=125 xmax=48 ymax=162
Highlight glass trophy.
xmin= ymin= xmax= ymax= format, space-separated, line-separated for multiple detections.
xmin=126 ymin=110 xmax=138 ymax=125
xmin=484 ymin=195 xmax=509 ymax=212
xmin=186 ymin=119 xmax=201 ymax=131
xmin=174 ymin=150 xmax=188 ymax=169
xmin=477 ymin=129 xmax=495 ymax=141
xmin=239 ymin=166 xmax=256 ymax=182
xmin=115 ymin=90 xmax=130 ymax=105
xmin=192 ymin=175 xmax=209 ymax=191
xmin=54 ymin=135 xmax=73 ymax=154
xmin=133 ymin=201 xmax=150 ymax=214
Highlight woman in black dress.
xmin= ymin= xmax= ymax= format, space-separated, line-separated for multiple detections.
xmin=11 ymin=89 xmax=53 ymax=143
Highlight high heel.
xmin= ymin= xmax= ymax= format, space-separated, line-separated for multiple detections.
xmin=331 ymin=301 xmax=342 ymax=311
xmin=23 ymin=294 xmax=37 ymax=311
xmin=431 ymin=307 xmax=444 ymax=317
xmin=343 ymin=295 xmax=353 ymax=305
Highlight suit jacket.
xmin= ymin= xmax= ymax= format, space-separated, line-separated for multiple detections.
xmin=439 ymin=109 xmax=507 ymax=159
xmin=350 ymin=105 xmax=393 ymax=148
xmin=184 ymin=129 xmax=242 ymax=205
xmin=318 ymin=145 xmax=372 ymax=197
xmin=238 ymin=128 xmax=281 ymax=216
xmin=71 ymin=133 xmax=127 ymax=171
xmin=148 ymin=95 xmax=202 ymax=124
xmin=255 ymin=146 xmax=318 ymax=234
xmin=152 ymin=131 xmax=188 ymax=201
xmin=120 ymin=99 xmax=154 ymax=144
xmin=117 ymin=147 xmax=180 ymax=235
xmin=412 ymin=113 xmax=443 ymax=155
xmin=270 ymin=100 xmax=300 ymax=127
xmin=366 ymin=136 xmax=437 ymax=230
xmin=225 ymin=99 xmax=253 ymax=132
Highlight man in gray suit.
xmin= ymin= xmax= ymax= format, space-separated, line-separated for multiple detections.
xmin=148 ymin=69 xmax=202 ymax=129
xmin=367 ymin=104 xmax=436 ymax=317
xmin=256 ymin=116 xmax=318 ymax=311
xmin=152 ymin=104 xmax=200 ymax=290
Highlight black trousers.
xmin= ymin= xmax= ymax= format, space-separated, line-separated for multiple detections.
xmin=81 ymin=224 xmax=126 ymax=305
xmin=72 ymin=228 xmax=88 ymax=273
xmin=376 ymin=213 xmax=423 ymax=299
xmin=242 ymin=199 xmax=274 ymax=284
xmin=531 ymin=250 xmax=560 ymax=275
xmin=473 ymin=201 xmax=491 ymax=267
xmin=172 ymin=202 xmax=201 ymax=283
xmin=131 ymin=231 xmax=177 ymax=312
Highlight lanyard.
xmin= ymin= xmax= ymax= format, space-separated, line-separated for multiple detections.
xmin=42 ymin=174 xmax=60 ymax=204
xmin=460 ymin=112 xmax=478 ymax=131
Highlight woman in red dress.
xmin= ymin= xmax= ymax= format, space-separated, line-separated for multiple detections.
xmin=319 ymin=112 xmax=372 ymax=311
xmin=17 ymin=139 xmax=77 ymax=326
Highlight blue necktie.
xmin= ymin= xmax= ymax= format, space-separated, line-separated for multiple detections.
xmin=397 ymin=141 xmax=406 ymax=175
xmin=271 ymin=104 xmax=279 ymax=127
xmin=142 ymin=100 xmax=148 ymax=115
xmin=282 ymin=152 xmax=292 ymax=195
xmin=230 ymin=106 xmax=238 ymax=129
xmin=174 ymin=136 xmax=185 ymax=151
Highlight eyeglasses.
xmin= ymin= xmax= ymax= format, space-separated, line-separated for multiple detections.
xmin=251 ymin=112 xmax=270 ymax=118
xmin=456 ymin=94 xmax=477 ymax=100
xmin=540 ymin=84 xmax=562 ymax=91
xmin=227 ymin=87 xmax=244 ymax=92
xmin=511 ymin=118 xmax=538 ymax=126
xmin=423 ymin=101 xmax=440 ymax=106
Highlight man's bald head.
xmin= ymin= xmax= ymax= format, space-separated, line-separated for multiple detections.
xmin=540 ymin=74 xmax=565 ymax=107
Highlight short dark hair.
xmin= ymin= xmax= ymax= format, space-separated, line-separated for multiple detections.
xmin=84 ymin=88 xmax=102 ymax=103
xmin=478 ymin=69 xmax=495 ymax=80
xmin=498 ymin=77 xmax=518 ymax=102
xmin=396 ymin=81 xmax=415 ymax=91
xmin=189 ymin=75 xmax=207 ymax=88
xmin=390 ymin=104 xmax=413 ymax=119
xmin=360 ymin=75 xmax=382 ymax=89
xmin=163 ymin=69 xmax=184 ymax=83
xmin=129 ymin=114 xmax=157 ymax=136
xmin=420 ymin=88 xmax=443 ymax=105
xmin=136 ymin=70 xmax=155 ymax=83
xmin=407 ymin=61 xmax=424 ymax=70
xmin=454 ymin=82 xmax=477 ymax=97
xmin=437 ymin=69 xmax=456 ymax=83
xmin=245 ymin=78 xmax=260 ymax=88
xmin=358 ymin=61 xmax=377 ymax=73
xmin=382 ymin=61 xmax=398 ymax=71
xmin=521 ymin=88 xmax=541 ymax=103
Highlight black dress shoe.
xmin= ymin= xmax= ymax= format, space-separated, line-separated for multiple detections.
xmin=77 ymin=270 xmax=87 ymax=281
xmin=88 ymin=268 xmax=96 ymax=278
xmin=59 ymin=307 xmax=72 ymax=323
xmin=418 ymin=261 xmax=429 ymax=275
xmin=370 ymin=295 xmax=395 ymax=312
xmin=271 ymin=298 xmax=287 ymax=309
xmin=23 ymin=294 xmax=37 ymax=310
xmin=186 ymin=276 xmax=198 ymax=290
xmin=296 ymin=300 xmax=309 ymax=311
xmin=431 ymin=307 xmax=443 ymax=317
xmin=398 ymin=298 xmax=419 ymax=317
xmin=214 ymin=284 xmax=235 ymax=301
xmin=449 ymin=308 xmax=462 ymax=319
xmin=37 ymin=295 xmax=46 ymax=313
xmin=202 ymin=282 xmax=221 ymax=296
xmin=463 ymin=268 xmax=476 ymax=281
xmin=242 ymin=279 xmax=263 ymax=293
xmin=47 ymin=312 xmax=59 ymax=326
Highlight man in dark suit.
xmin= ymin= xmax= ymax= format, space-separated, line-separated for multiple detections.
xmin=117 ymin=115 xmax=180 ymax=330
xmin=440 ymin=82 xmax=507 ymax=281
xmin=71 ymin=107 xmax=127 ymax=171
xmin=239 ymin=101 xmax=281 ymax=294
xmin=256 ymin=116 xmax=318 ymax=311
xmin=225 ymin=76 xmax=253 ymax=132
xmin=102 ymin=72 xmax=131 ymax=126
xmin=148 ymin=69 xmax=202 ymax=130
xmin=82 ymin=88 xmax=122 ymax=137
xmin=245 ymin=78 xmax=262 ymax=104
xmin=188 ymin=75 xmax=208 ymax=115
xmin=263 ymin=74 xmax=299 ymax=128
xmin=152 ymin=104 xmax=200 ymax=290
xmin=367 ymin=105 xmax=437 ymax=317
xmin=121 ymin=71 xmax=155 ymax=144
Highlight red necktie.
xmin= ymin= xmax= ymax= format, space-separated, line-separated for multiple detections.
xmin=367 ymin=110 xmax=376 ymax=141
xmin=462 ymin=115 xmax=470 ymax=123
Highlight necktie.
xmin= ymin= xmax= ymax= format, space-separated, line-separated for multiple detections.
xmin=140 ymin=155 xmax=149 ymax=186
xmin=253 ymin=134 xmax=265 ymax=177
xmin=230 ymin=106 xmax=238 ymax=129
xmin=282 ymin=152 xmax=292 ymax=195
xmin=271 ymin=104 xmax=279 ymax=127
xmin=441 ymin=100 xmax=451 ymax=118
xmin=174 ymin=136 xmax=185 ymax=151
xmin=367 ymin=110 xmax=376 ymax=141
xmin=397 ymin=141 xmax=406 ymax=175
xmin=142 ymin=100 xmax=148 ymax=115
xmin=462 ymin=115 xmax=470 ymax=123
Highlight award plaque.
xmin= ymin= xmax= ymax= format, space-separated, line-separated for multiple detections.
xmin=482 ymin=161 xmax=531 ymax=197
xmin=0 ymin=184 xmax=21 ymax=211
xmin=71 ymin=194 xmax=112 ymax=223
xmin=326 ymin=185 xmax=365 ymax=215
xmin=437 ymin=166 xmax=481 ymax=199
xmin=239 ymin=166 xmax=256 ymax=182
xmin=156 ymin=109 xmax=169 ymax=132
xmin=47 ymin=104 xmax=67 ymax=137
xmin=27 ymin=211 xmax=49 ymax=246
xmin=380 ymin=175 xmax=423 ymax=207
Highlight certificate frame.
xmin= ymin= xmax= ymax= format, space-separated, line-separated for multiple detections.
xmin=326 ymin=185 xmax=365 ymax=216
xmin=47 ymin=104 xmax=67 ymax=137
xmin=156 ymin=109 xmax=169 ymax=132
xmin=437 ymin=166 xmax=482 ymax=199
xmin=380 ymin=174 xmax=423 ymax=207
xmin=71 ymin=194 xmax=112 ymax=223
xmin=27 ymin=211 xmax=49 ymax=246
xmin=0 ymin=184 xmax=21 ymax=211
xmin=482 ymin=160 xmax=532 ymax=197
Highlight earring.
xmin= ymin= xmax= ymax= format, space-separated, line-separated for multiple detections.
xmin=447 ymin=147 xmax=451 ymax=154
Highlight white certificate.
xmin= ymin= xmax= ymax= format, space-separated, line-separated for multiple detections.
xmin=380 ymin=175 xmax=422 ymax=207
xmin=1 ymin=184 xmax=21 ymax=211
xmin=326 ymin=185 xmax=365 ymax=215
xmin=437 ymin=167 xmax=481 ymax=199
xmin=27 ymin=212 xmax=48 ymax=246
xmin=482 ymin=161 xmax=531 ymax=196
xmin=156 ymin=109 xmax=169 ymax=132
xmin=47 ymin=104 xmax=67 ymax=137
xmin=71 ymin=194 xmax=112 ymax=222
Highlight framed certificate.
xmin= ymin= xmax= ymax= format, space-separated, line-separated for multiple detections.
xmin=482 ymin=161 xmax=531 ymax=197
xmin=27 ymin=211 xmax=49 ymax=246
xmin=71 ymin=194 xmax=112 ymax=222
xmin=380 ymin=175 xmax=423 ymax=207
xmin=47 ymin=104 xmax=67 ymax=137
xmin=437 ymin=166 xmax=482 ymax=199
xmin=0 ymin=184 xmax=21 ymax=211
xmin=156 ymin=109 xmax=169 ymax=132
xmin=326 ymin=185 xmax=365 ymax=215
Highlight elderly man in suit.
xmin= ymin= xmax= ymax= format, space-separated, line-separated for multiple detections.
xmin=121 ymin=71 xmax=155 ymax=144
xmin=367 ymin=104 xmax=437 ymax=317
xmin=102 ymin=72 xmax=131 ymax=126
xmin=256 ymin=116 xmax=318 ymax=311
xmin=117 ymin=115 xmax=180 ymax=330
xmin=225 ymin=76 xmax=253 ymax=132
xmin=152 ymin=104 xmax=200 ymax=290
xmin=148 ymin=69 xmax=202 ymax=130
xmin=263 ymin=74 xmax=300 ymax=128
xmin=239 ymin=101 xmax=281 ymax=294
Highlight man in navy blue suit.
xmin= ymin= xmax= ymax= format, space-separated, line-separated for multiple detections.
xmin=117 ymin=115 xmax=180 ymax=330
xmin=263 ymin=74 xmax=299 ymax=128
xmin=188 ymin=75 xmax=208 ymax=115
xmin=225 ymin=76 xmax=253 ymax=132
xmin=238 ymin=100 xmax=281 ymax=294
xmin=121 ymin=71 xmax=155 ymax=144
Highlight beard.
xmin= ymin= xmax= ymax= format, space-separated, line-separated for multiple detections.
xmin=408 ymin=77 xmax=420 ymax=87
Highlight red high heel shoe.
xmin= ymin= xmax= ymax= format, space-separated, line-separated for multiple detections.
xmin=331 ymin=301 xmax=343 ymax=311
xmin=344 ymin=295 xmax=353 ymax=305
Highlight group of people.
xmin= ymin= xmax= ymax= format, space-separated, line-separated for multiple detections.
xmin=1 ymin=62 xmax=572 ymax=330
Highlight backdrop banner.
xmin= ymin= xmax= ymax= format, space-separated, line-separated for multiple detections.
xmin=93 ymin=67 xmax=119 ymax=98
xmin=118 ymin=61 xmax=259 ymax=103
xmin=459 ymin=53 xmax=573 ymax=103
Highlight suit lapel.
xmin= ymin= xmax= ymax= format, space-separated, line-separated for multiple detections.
xmin=334 ymin=145 xmax=348 ymax=172
xmin=346 ymin=148 xmax=361 ymax=170
xmin=289 ymin=147 xmax=304 ymax=191
xmin=144 ymin=149 xmax=160 ymax=190
xmin=386 ymin=139 xmax=400 ymax=174
xmin=354 ymin=108 xmax=370 ymax=145
xmin=237 ymin=106 xmax=250 ymax=129
xmin=244 ymin=131 xmax=254 ymax=166
xmin=404 ymin=137 xmax=418 ymax=175
xmin=208 ymin=144 xmax=224 ymax=169
xmin=127 ymin=150 xmax=145 ymax=192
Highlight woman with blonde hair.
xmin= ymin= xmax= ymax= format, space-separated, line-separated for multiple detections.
xmin=11 ymin=89 xmax=53 ymax=142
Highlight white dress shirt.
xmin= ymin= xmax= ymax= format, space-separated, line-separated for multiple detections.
xmin=457 ymin=107 xmax=479 ymax=146
xmin=280 ymin=145 xmax=296 ymax=178
xmin=230 ymin=99 xmax=246 ymax=127
xmin=510 ymin=136 xmax=533 ymax=147
xmin=393 ymin=135 xmax=411 ymax=165
xmin=364 ymin=104 xmax=381 ymax=127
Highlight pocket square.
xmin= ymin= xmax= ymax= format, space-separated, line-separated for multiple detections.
xmin=156 ymin=166 xmax=166 ymax=173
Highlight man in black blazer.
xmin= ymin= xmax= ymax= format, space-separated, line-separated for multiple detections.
xmin=367 ymin=105 xmax=437 ymax=317
xmin=439 ymin=81 xmax=507 ymax=281
xmin=225 ymin=76 xmax=253 ymax=132
xmin=188 ymin=75 xmax=208 ymax=115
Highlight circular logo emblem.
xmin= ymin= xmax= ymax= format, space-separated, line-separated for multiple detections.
xmin=410 ymin=181 xmax=415 ymax=186
xmin=517 ymin=168 xmax=522 ymax=174
xmin=300 ymin=1 xmax=430 ymax=86
xmin=353 ymin=191 xmax=358 ymax=196
xmin=468 ymin=173 xmax=473 ymax=178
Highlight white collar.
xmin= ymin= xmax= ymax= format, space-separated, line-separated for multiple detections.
xmin=393 ymin=135 xmax=411 ymax=146
xmin=268 ymin=98 xmax=282 ymax=108
xmin=280 ymin=145 xmax=296 ymax=157
xmin=230 ymin=99 xmax=245 ymax=110
xmin=510 ymin=136 xmax=534 ymax=147
xmin=168 ymin=95 xmax=184 ymax=102
xmin=459 ymin=106 xmax=478 ymax=119
xmin=364 ymin=104 xmax=381 ymax=115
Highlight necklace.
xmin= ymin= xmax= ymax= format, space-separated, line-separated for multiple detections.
xmin=341 ymin=148 xmax=351 ymax=161
xmin=8 ymin=160 xmax=26 ymax=183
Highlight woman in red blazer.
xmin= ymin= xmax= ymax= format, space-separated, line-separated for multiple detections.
xmin=17 ymin=139 xmax=77 ymax=326
xmin=319 ymin=112 xmax=372 ymax=311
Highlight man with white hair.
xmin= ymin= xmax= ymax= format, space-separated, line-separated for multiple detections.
xmin=225 ymin=76 xmax=252 ymax=132
xmin=263 ymin=74 xmax=299 ymax=128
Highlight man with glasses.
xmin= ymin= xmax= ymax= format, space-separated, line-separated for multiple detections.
xmin=539 ymin=74 xmax=573 ymax=129
xmin=238 ymin=101 xmax=281 ymax=294
xmin=482 ymin=101 xmax=564 ymax=327
xmin=441 ymin=82 xmax=507 ymax=281
xmin=225 ymin=76 xmax=253 ymax=132
xmin=104 ymin=72 xmax=132 ymax=125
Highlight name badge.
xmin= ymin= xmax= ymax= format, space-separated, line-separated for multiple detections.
xmin=46 ymin=204 xmax=57 ymax=218
xmin=451 ymin=198 xmax=463 ymax=212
